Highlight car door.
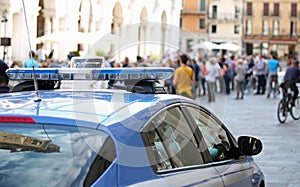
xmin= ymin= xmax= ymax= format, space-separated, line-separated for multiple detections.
xmin=141 ymin=105 xmax=224 ymax=187
xmin=184 ymin=105 xmax=256 ymax=187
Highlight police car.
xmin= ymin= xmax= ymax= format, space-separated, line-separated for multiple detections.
xmin=0 ymin=67 xmax=264 ymax=187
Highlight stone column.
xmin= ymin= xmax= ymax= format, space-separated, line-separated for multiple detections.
xmin=109 ymin=16 xmax=122 ymax=57
xmin=51 ymin=16 xmax=60 ymax=59
xmin=140 ymin=22 xmax=147 ymax=58
xmin=161 ymin=23 xmax=167 ymax=57
xmin=43 ymin=16 xmax=51 ymax=52
xmin=149 ymin=24 xmax=161 ymax=56
xmin=89 ymin=15 xmax=96 ymax=32
xmin=144 ymin=23 xmax=152 ymax=58
xmin=51 ymin=16 xmax=59 ymax=33
xmin=44 ymin=17 xmax=51 ymax=35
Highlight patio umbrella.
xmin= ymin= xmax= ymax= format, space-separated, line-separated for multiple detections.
xmin=191 ymin=41 xmax=221 ymax=50
xmin=80 ymin=32 xmax=121 ymax=45
xmin=218 ymin=42 xmax=241 ymax=51
xmin=37 ymin=31 xmax=87 ymax=44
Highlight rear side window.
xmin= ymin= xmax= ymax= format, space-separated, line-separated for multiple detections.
xmin=186 ymin=107 xmax=235 ymax=162
xmin=143 ymin=106 xmax=204 ymax=172
xmin=0 ymin=123 xmax=116 ymax=187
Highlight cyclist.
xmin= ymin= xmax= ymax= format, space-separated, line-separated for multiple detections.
xmin=266 ymin=54 xmax=282 ymax=98
xmin=283 ymin=60 xmax=300 ymax=106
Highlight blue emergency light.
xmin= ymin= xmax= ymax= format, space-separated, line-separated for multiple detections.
xmin=6 ymin=68 xmax=174 ymax=81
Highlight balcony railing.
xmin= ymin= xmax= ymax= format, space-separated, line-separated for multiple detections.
xmin=181 ymin=9 xmax=206 ymax=14
xmin=244 ymin=27 xmax=299 ymax=37
xmin=209 ymin=13 xmax=240 ymax=21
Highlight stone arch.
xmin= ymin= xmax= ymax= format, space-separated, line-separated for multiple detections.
xmin=38 ymin=0 xmax=58 ymax=35
xmin=37 ymin=0 xmax=45 ymax=37
xmin=110 ymin=2 xmax=123 ymax=57
xmin=78 ymin=0 xmax=92 ymax=32
xmin=140 ymin=7 xmax=148 ymax=22
xmin=112 ymin=2 xmax=123 ymax=34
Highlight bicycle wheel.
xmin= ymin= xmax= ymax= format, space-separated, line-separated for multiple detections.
xmin=271 ymin=81 xmax=276 ymax=98
xmin=271 ymin=87 xmax=277 ymax=98
xmin=290 ymin=97 xmax=300 ymax=120
xmin=277 ymin=99 xmax=287 ymax=123
xmin=272 ymin=85 xmax=278 ymax=98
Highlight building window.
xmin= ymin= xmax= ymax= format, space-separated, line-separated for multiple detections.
xmin=234 ymin=25 xmax=239 ymax=34
xmin=246 ymin=20 xmax=252 ymax=35
xmin=291 ymin=3 xmax=297 ymax=17
xmin=273 ymin=21 xmax=279 ymax=36
xmin=247 ymin=2 xmax=252 ymax=16
xmin=199 ymin=0 xmax=206 ymax=12
xmin=263 ymin=20 xmax=269 ymax=35
xmin=263 ymin=3 xmax=269 ymax=16
xmin=211 ymin=25 xmax=217 ymax=33
xmin=199 ymin=18 xmax=206 ymax=29
xmin=180 ymin=17 xmax=183 ymax=28
xmin=186 ymin=39 xmax=193 ymax=50
xmin=235 ymin=5 xmax=240 ymax=19
xmin=245 ymin=44 xmax=253 ymax=55
xmin=212 ymin=5 xmax=217 ymax=19
xmin=273 ymin=3 xmax=280 ymax=16
xmin=290 ymin=22 xmax=296 ymax=36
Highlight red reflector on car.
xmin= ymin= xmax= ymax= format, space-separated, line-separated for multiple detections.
xmin=0 ymin=116 xmax=35 ymax=123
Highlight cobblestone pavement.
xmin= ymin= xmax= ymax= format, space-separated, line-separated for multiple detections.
xmin=195 ymin=89 xmax=300 ymax=187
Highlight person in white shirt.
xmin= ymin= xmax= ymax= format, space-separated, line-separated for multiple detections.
xmin=36 ymin=43 xmax=47 ymax=62
xmin=206 ymin=57 xmax=220 ymax=102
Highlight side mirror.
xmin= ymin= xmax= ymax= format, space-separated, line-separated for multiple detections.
xmin=238 ymin=136 xmax=263 ymax=156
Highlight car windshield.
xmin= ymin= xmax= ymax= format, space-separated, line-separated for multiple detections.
xmin=0 ymin=123 xmax=115 ymax=187
xmin=71 ymin=58 xmax=104 ymax=68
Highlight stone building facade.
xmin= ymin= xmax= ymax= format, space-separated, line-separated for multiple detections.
xmin=180 ymin=0 xmax=208 ymax=53
xmin=243 ymin=0 xmax=300 ymax=58
xmin=208 ymin=0 xmax=243 ymax=50
xmin=0 ymin=0 xmax=182 ymax=63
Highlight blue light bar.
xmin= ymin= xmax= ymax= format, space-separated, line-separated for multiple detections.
xmin=6 ymin=68 xmax=60 ymax=80
xmin=6 ymin=68 xmax=174 ymax=81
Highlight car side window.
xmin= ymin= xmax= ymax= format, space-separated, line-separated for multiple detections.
xmin=144 ymin=106 xmax=204 ymax=172
xmin=186 ymin=106 xmax=234 ymax=162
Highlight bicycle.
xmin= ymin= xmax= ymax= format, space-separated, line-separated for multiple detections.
xmin=268 ymin=74 xmax=279 ymax=98
xmin=277 ymin=82 xmax=300 ymax=123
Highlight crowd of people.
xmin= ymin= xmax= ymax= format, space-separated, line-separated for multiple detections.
xmin=100 ymin=50 xmax=299 ymax=104
xmin=0 ymin=46 xmax=299 ymax=102
xmin=162 ymin=51 xmax=299 ymax=104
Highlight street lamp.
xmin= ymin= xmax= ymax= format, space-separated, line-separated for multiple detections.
xmin=1 ymin=9 xmax=8 ymax=23
xmin=1 ymin=9 xmax=9 ymax=61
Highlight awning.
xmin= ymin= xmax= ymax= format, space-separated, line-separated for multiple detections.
xmin=218 ymin=42 xmax=241 ymax=51
xmin=244 ymin=39 xmax=298 ymax=45
xmin=243 ymin=39 xmax=269 ymax=44
xmin=269 ymin=40 xmax=297 ymax=45
xmin=191 ymin=41 xmax=221 ymax=50
xmin=36 ymin=31 xmax=89 ymax=44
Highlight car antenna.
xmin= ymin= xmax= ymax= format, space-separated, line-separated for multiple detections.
xmin=22 ymin=0 xmax=41 ymax=102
